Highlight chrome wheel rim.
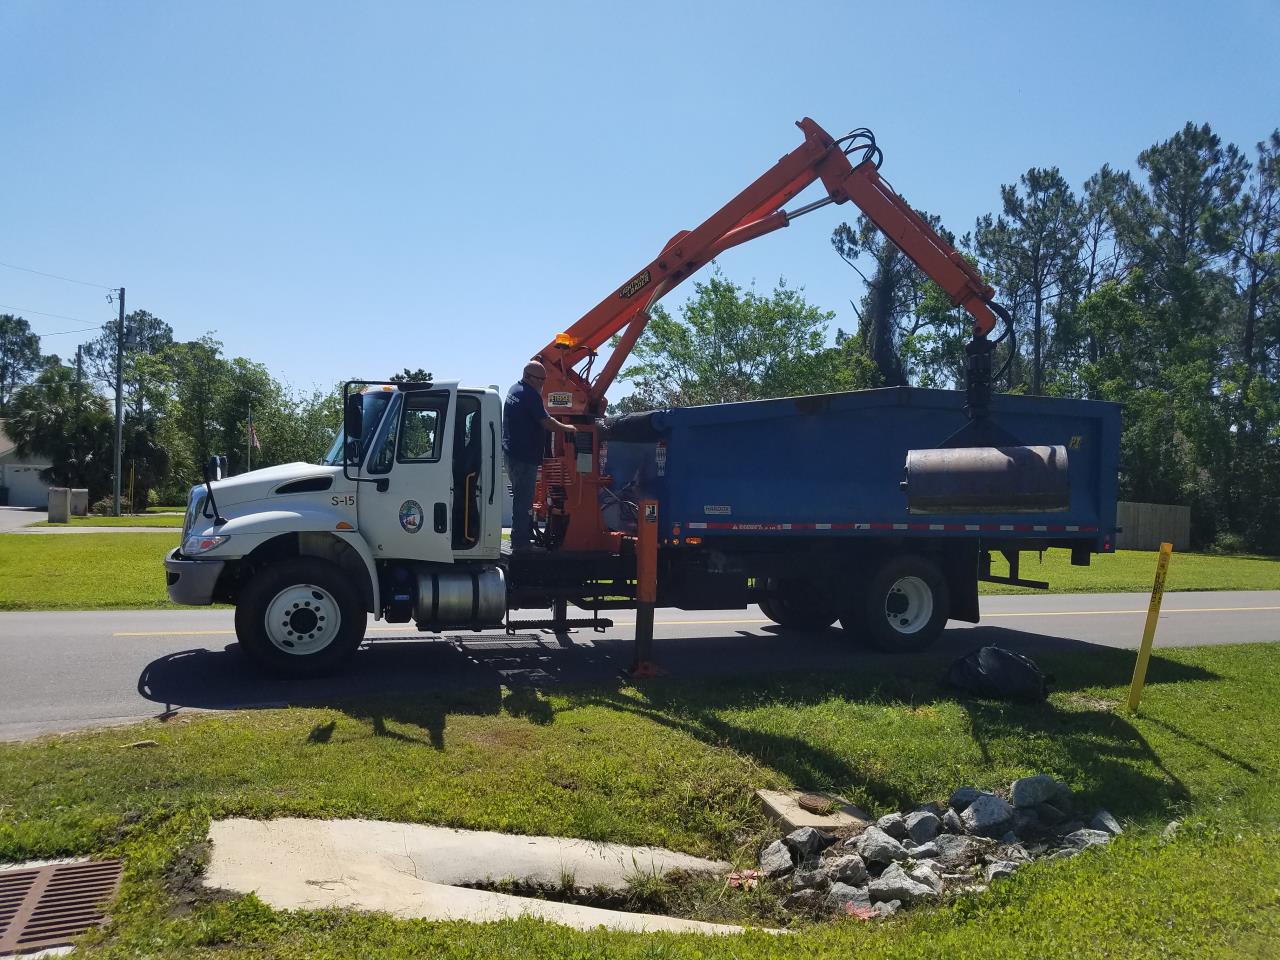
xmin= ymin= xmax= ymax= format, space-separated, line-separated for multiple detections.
xmin=884 ymin=575 xmax=933 ymax=635
xmin=265 ymin=583 xmax=339 ymax=655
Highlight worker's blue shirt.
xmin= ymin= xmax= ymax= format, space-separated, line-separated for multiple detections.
xmin=502 ymin=380 xmax=549 ymax=464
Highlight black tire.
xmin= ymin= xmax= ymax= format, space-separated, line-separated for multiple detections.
xmin=235 ymin=557 xmax=366 ymax=677
xmin=759 ymin=579 xmax=838 ymax=631
xmin=758 ymin=596 xmax=782 ymax=623
xmin=842 ymin=553 xmax=949 ymax=653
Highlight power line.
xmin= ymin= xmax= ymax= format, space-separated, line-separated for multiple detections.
xmin=0 ymin=303 xmax=105 ymax=326
xmin=0 ymin=259 xmax=114 ymax=290
xmin=35 ymin=325 xmax=102 ymax=338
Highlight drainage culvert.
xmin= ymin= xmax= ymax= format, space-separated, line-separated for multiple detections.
xmin=204 ymin=818 xmax=777 ymax=935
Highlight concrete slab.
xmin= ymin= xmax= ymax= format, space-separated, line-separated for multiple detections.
xmin=206 ymin=818 xmax=751 ymax=935
xmin=756 ymin=789 xmax=871 ymax=832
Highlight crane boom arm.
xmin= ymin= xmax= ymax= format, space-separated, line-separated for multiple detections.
xmin=536 ymin=117 xmax=999 ymax=415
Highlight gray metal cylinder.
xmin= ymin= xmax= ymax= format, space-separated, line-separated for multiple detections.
xmin=903 ymin=445 xmax=1070 ymax=514
xmin=414 ymin=565 xmax=506 ymax=627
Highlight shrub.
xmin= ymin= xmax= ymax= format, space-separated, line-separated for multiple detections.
xmin=91 ymin=495 xmax=134 ymax=516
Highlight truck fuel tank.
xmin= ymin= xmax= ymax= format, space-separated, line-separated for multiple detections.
xmin=413 ymin=565 xmax=506 ymax=629
xmin=902 ymin=445 xmax=1069 ymax=514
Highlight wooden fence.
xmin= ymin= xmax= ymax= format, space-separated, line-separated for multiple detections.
xmin=1115 ymin=501 xmax=1191 ymax=551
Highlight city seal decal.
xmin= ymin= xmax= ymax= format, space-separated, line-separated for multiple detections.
xmin=399 ymin=499 xmax=424 ymax=533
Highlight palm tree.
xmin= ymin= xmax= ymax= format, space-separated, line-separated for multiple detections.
xmin=7 ymin=362 xmax=113 ymax=497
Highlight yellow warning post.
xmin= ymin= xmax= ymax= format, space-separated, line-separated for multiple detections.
xmin=1127 ymin=541 xmax=1174 ymax=712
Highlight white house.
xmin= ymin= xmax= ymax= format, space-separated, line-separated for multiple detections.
xmin=0 ymin=419 xmax=52 ymax=507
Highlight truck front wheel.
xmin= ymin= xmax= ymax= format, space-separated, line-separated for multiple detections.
xmin=841 ymin=554 xmax=950 ymax=652
xmin=235 ymin=557 xmax=366 ymax=677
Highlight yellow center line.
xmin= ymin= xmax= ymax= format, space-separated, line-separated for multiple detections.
xmin=109 ymin=604 xmax=1280 ymax=639
xmin=113 ymin=628 xmax=237 ymax=637
xmin=983 ymin=605 xmax=1280 ymax=618
xmin=109 ymin=619 xmax=771 ymax=637
xmin=643 ymin=618 xmax=770 ymax=627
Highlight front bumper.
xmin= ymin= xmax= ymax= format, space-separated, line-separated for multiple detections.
xmin=164 ymin=548 xmax=226 ymax=606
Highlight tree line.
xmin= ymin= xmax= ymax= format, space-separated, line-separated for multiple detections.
xmin=619 ymin=121 xmax=1279 ymax=554
xmin=0 ymin=313 xmax=342 ymax=509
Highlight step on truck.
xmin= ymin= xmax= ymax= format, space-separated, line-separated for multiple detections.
xmin=164 ymin=118 xmax=1121 ymax=677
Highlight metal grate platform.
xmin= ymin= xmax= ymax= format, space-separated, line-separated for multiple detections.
xmin=0 ymin=859 xmax=122 ymax=955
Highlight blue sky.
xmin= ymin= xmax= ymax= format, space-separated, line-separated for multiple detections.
xmin=3 ymin=0 xmax=1278 ymax=399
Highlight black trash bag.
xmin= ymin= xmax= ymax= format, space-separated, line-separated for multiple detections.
xmin=945 ymin=645 xmax=1050 ymax=702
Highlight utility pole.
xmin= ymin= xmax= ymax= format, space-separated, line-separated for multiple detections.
xmin=112 ymin=287 xmax=125 ymax=516
xmin=74 ymin=345 xmax=84 ymax=415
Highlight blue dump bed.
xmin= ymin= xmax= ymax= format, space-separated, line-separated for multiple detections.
xmin=603 ymin=387 xmax=1121 ymax=550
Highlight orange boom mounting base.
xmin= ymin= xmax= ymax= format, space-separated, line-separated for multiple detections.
xmin=532 ymin=117 xmax=1004 ymax=555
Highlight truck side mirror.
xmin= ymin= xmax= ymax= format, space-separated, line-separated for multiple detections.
xmin=344 ymin=394 xmax=364 ymax=440
xmin=206 ymin=455 xmax=225 ymax=481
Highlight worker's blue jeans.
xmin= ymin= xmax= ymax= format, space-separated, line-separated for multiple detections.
xmin=507 ymin=457 xmax=539 ymax=549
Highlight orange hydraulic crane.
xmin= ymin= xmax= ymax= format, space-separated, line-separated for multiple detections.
xmin=532 ymin=117 xmax=1011 ymax=555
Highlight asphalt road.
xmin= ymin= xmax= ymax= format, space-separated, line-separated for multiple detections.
xmin=0 ymin=506 xmax=46 ymax=532
xmin=1 ymin=591 xmax=1277 ymax=741
xmin=0 ymin=506 xmax=177 ymax=533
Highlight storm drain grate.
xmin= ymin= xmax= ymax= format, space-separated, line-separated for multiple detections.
xmin=0 ymin=859 xmax=122 ymax=955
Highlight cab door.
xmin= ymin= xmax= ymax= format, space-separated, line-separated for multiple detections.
xmin=450 ymin=390 xmax=503 ymax=559
xmin=358 ymin=386 xmax=457 ymax=563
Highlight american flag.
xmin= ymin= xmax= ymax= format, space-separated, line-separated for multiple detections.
xmin=249 ymin=420 xmax=261 ymax=450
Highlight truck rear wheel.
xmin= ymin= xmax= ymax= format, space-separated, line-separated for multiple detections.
xmin=841 ymin=554 xmax=949 ymax=652
xmin=759 ymin=579 xmax=838 ymax=631
xmin=235 ymin=557 xmax=366 ymax=677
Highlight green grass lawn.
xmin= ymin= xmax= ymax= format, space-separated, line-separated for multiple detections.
xmin=33 ymin=514 xmax=184 ymax=528
xmin=0 ymin=535 xmax=1274 ymax=611
xmin=146 ymin=505 xmax=186 ymax=513
xmin=0 ymin=533 xmax=178 ymax=610
xmin=981 ymin=547 xmax=1279 ymax=594
xmin=1 ymin=643 xmax=1278 ymax=957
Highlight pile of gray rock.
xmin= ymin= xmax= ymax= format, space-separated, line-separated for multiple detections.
xmin=758 ymin=774 xmax=1123 ymax=919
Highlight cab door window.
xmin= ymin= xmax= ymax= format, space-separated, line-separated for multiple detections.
xmin=397 ymin=393 xmax=448 ymax=462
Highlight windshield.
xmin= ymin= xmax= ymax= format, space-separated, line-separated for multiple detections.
xmin=320 ymin=390 xmax=394 ymax=466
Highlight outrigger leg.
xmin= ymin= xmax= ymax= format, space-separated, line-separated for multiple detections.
xmin=629 ymin=499 xmax=662 ymax=678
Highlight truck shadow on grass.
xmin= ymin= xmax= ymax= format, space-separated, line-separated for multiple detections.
xmin=566 ymin=629 xmax=1226 ymax=823
xmin=135 ymin=624 xmax=1231 ymax=822
xmin=136 ymin=631 xmax=618 ymax=749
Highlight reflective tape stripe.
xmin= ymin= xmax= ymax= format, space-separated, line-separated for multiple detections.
xmin=682 ymin=520 xmax=1099 ymax=534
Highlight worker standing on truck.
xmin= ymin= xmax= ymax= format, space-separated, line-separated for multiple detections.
xmin=503 ymin=361 xmax=576 ymax=551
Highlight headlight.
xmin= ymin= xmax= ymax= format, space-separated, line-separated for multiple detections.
xmin=183 ymin=489 xmax=207 ymax=540
xmin=182 ymin=534 xmax=229 ymax=556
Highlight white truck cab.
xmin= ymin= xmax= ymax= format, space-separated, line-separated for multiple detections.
xmin=165 ymin=380 xmax=508 ymax=675
xmin=338 ymin=382 xmax=503 ymax=563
